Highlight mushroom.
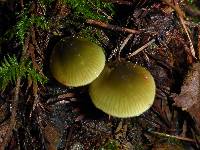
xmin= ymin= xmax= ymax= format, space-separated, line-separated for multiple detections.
xmin=50 ymin=37 xmax=105 ymax=87
xmin=89 ymin=62 xmax=156 ymax=118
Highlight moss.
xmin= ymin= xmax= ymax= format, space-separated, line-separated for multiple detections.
xmin=16 ymin=13 xmax=50 ymax=45
xmin=0 ymin=55 xmax=48 ymax=91
xmin=39 ymin=0 xmax=54 ymax=5
xmin=78 ymin=26 xmax=103 ymax=45
xmin=63 ymin=0 xmax=115 ymax=20
xmin=99 ymin=139 xmax=120 ymax=150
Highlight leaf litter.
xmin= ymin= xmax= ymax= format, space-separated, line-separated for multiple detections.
xmin=173 ymin=63 xmax=200 ymax=132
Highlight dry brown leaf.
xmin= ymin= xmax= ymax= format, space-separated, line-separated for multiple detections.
xmin=173 ymin=63 xmax=200 ymax=131
xmin=0 ymin=120 xmax=10 ymax=148
xmin=43 ymin=122 xmax=61 ymax=150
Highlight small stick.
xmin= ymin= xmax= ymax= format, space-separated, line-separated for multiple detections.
xmin=162 ymin=0 xmax=196 ymax=59
xmin=107 ymin=0 xmax=133 ymax=5
xmin=86 ymin=19 xmax=140 ymax=34
xmin=118 ymin=34 xmax=134 ymax=61
xmin=1 ymin=78 xmax=21 ymax=149
xmin=57 ymin=93 xmax=76 ymax=99
xmin=128 ymin=39 xmax=155 ymax=59
xmin=149 ymin=130 xmax=196 ymax=143
xmin=65 ymin=127 xmax=74 ymax=149
xmin=108 ymin=34 xmax=134 ymax=61
xmin=179 ymin=15 xmax=196 ymax=59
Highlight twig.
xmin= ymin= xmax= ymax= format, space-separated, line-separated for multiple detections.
xmin=1 ymin=33 xmax=30 ymax=149
xmin=108 ymin=34 xmax=134 ymax=61
xmin=118 ymin=34 xmax=134 ymax=61
xmin=149 ymin=130 xmax=196 ymax=143
xmin=179 ymin=14 xmax=196 ymax=59
xmin=31 ymin=82 xmax=49 ymax=149
xmin=128 ymin=39 xmax=155 ymax=59
xmin=65 ymin=127 xmax=74 ymax=149
xmin=1 ymin=78 xmax=21 ymax=150
xmin=86 ymin=19 xmax=140 ymax=34
xmin=31 ymin=27 xmax=44 ymax=59
xmin=108 ymin=0 xmax=133 ymax=5
xmin=162 ymin=0 xmax=196 ymax=59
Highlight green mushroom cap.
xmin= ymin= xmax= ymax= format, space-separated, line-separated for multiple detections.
xmin=50 ymin=37 xmax=105 ymax=87
xmin=89 ymin=62 xmax=156 ymax=118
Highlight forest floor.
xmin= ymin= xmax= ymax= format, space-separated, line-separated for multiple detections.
xmin=0 ymin=0 xmax=200 ymax=149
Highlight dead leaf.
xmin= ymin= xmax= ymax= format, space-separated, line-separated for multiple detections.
xmin=173 ymin=63 xmax=200 ymax=131
xmin=0 ymin=120 xmax=10 ymax=148
xmin=43 ymin=122 xmax=61 ymax=150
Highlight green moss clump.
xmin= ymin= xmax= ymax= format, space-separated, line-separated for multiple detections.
xmin=63 ymin=0 xmax=115 ymax=20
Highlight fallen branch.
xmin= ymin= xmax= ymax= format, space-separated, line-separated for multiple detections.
xmin=86 ymin=19 xmax=140 ymax=34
